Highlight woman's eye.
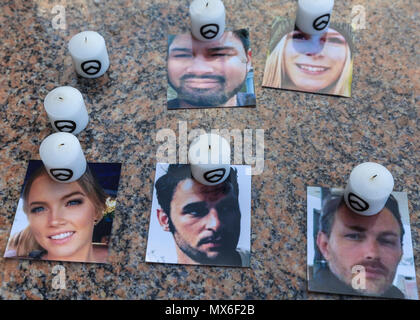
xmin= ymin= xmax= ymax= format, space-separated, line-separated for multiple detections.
xmin=66 ymin=199 xmax=82 ymax=207
xmin=327 ymin=37 xmax=345 ymax=44
xmin=30 ymin=207 xmax=45 ymax=214
xmin=292 ymin=33 xmax=307 ymax=40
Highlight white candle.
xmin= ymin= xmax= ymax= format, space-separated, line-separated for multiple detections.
xmin=44 ymin=86 xmax=89 ymax=135
xmin=39 ymin=132 xmax=87 ymax=183
xmin=68 ymin=31 xmax=110 ymax=78
xmin=344 ymin=162 xmax=394 ymax=216
xmin=296 ymin=0 xmax=334 ymax=35
xmin=188 ymin=133 xmax=231 ymax=186
xmin=190 ymin=0 xmax=226 ymax=42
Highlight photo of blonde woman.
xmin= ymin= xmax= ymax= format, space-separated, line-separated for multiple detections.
xmin=263 ymin=18 xmax=354 ymax=97
xmin=4 ymin=160 xmax=121 ymax=264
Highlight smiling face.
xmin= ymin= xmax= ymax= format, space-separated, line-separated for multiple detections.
xmin=168 ymin=31 xmax=251 ymax=107
xmin=283 ymin=28 xmax=348 ymax=92
xmin=157 ymin=178 xmax=241 ymax=264
xmin=317 ymin=204 xmax=403 ymax=296
xmin=25 ymin=174 xmax=97 ymax=262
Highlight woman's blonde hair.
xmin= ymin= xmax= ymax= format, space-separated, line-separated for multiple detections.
xmin=7 ymin=164 xmax=107 ymax=257
xmin=263 ymin=22 xmax=353 ymax=97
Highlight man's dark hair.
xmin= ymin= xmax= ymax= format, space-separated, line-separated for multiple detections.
xmin=232 ymin=29 xmax=250 ymax=53
xmin=319 ymin=194 xmax=405 ymax=245
xmin=155 ymin=164 xmax=239 ymax=231
xmin=168 ymin=29 xmax=250 ymax=53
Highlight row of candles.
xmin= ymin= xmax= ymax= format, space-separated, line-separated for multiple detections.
xmin=42 ymin=129 xmax=395 ymax=218
xmin=39 ymin=0 xmax=395 ymax=218
xmin=44 ymin=0 xmax=336 ymax=135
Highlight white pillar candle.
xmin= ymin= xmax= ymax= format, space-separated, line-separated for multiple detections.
xmin=188 ymin=133 xmax=231 ymax=186
xmin=190 ymin=0 xmax=226 ymax=42
xmin=39 ymin=132 xmax=87 ymax=183
xmin=44 ymin=86 xmax=89 ymax=135
xmin=68 ymin=31 xmax=110 ymax=78
xmin=296 ymin=0 xmax=334 ymax=35
xmin=344 ymin=162 xmax=394 ymax=216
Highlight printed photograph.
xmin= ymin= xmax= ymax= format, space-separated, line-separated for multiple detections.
xmin=4 ymin=160 xmax=122 ymax=264
xmin=167 ymin=29 xmax=256 ymax=109
xmin=146 ymin=163 xmax=251 ymax=267
xmin=263 ymin=17 xmax=354 ymax=97
xmin=307 ymin=187 xmax=418 ymax=299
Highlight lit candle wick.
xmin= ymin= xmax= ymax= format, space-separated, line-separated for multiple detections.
xmin=370 ymin=174 xmax=378 ymax=181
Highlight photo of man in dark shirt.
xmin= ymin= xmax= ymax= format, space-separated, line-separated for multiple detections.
xmin=310 ymin=193 xmax=409 ymax=299
xmin=167 ymin=29 xmax=256 ymax=109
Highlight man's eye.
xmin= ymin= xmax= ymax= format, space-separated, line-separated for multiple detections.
xmin=30 ymin=206 xmax=45 ymax=214
xmin=66 ymin=199 xmax=82 ymax=207
xmin=379 ymin=238 xmax=398 ymax=246
xmin=184 ymin=209 xmax=208 ymax=217
xmin=211 ymin=53 xmax=230 ymax=57
xmin=345 ymin=233 xmax=363 ymax=240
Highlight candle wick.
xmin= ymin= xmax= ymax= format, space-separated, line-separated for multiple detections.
xmin=85 ymin=37 xmax=87 ymax=43
xmin=58 ymin=97 xmax=63 ymax=101
xmin=206 ymin=2 xmax=208 ymax=7
xmin=370 ymin=174 xmax=378 ymax=180
xmin=59 ymin=143 xmax=65 ymax=147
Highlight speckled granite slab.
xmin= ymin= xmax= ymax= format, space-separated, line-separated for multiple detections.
xmin=0 ymin=0 xmax=418 ymax=299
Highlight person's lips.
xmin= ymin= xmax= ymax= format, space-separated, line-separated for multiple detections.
xmin=199 ymin=235 xmax=223 ymax=249
xmin=296 ymin=63 xmax=330 ymax=75
xmin=47 ymin=231 xmax=75 ymax=245
xmin=357 ymin=262 xmax=388 ymax=280
xmin=364 ymin=266 xmax=387 ymax=279
xmin=184 ymin=79 xmax=221 ymax=89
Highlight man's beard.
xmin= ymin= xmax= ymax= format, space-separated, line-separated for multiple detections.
xmin=175 ymin=234 xmax=215 ymax=264
xmin=169 ymin=74 xmax=246 ymax=107
xmin=169 ymin=219 xmax=239 ymax=265
xmin=328 ymin=255 xmax=395 ymax=296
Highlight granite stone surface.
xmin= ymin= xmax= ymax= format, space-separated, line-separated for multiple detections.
xmin=0 ymin=0 xmax=418 ymax=299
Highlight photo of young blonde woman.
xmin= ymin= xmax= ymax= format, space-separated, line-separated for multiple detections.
xmin=5 ymin=164 xmax=110 ymax=263
xmin=263 ymin=19 xmax=353 ymax=97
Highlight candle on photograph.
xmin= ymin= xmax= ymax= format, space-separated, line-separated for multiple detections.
xmin=40 ymin=132 xmax=87 ymax=183
xmin=68 ymin=31 xmax=109 ymax=78
xmin=44 ymin=86 xmax=89 ymax=135
xmin=296 ymin=0 xmax=334 ymax=35
xmin=188 ymin=133 xmax=231 ymax=186
xmin=190 ymin=0 xmax=226 ymax=41
xmin=344 ymin=162 xmax=394 ymax=216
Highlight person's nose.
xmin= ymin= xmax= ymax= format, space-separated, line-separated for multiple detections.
xmin=363 ymin=238 xmax=380 ymax=260
xmin=304 ymin=36 xmax=324 ymax=57
xmin=48 ymin=207 xmax=66 ymax=227
xmin=205 ymin=208 xmax=222 ymax=232
xmin=185 ymin=55 xmax=215 ymax=76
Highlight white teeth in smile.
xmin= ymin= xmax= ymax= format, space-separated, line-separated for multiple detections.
xmin=299 ymin=65 xmax=327 ymax=72
xmin=50 ymin=232 xmax=73 ymax=240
